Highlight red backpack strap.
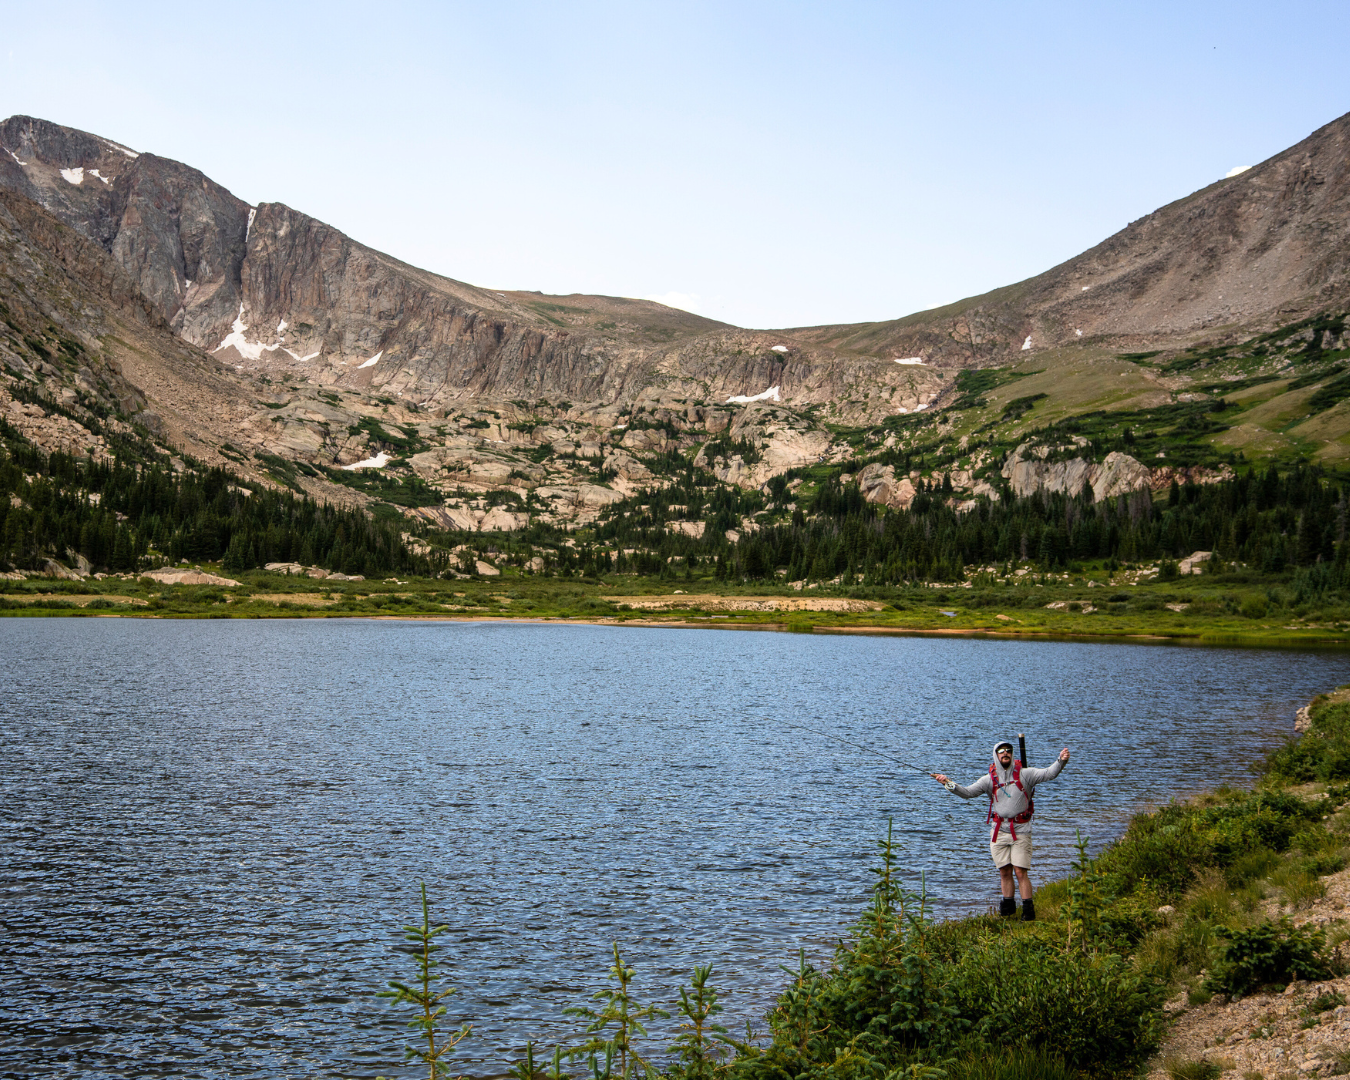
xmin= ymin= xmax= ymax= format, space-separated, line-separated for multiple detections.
xmin=986 ymin=762 xmax=998 ymax=824
xmin=1012 ymin=760 xmax=1034 ymax=820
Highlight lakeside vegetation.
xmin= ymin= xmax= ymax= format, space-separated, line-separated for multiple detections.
xmin=4 ymin=559 xmax=1350 ymax=647
xmin=6 ymin=366 xmax=1350 ymax=644
xmin=379 ymin=694 xmax=1350 ymax=1080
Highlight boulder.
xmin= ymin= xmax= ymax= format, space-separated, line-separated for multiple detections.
xmin=1178 ymin=550 xmax=1212 ymax=575
xmin=856 ymin=463 xmax=917 ymax=509
xmin=141 ymin=568 xmax=241 ymax=586
xmin=480 ymin=507 xmax=529 ymax=531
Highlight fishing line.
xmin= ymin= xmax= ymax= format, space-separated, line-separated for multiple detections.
xmin=770 ymin=717 xmax=938 ymax=778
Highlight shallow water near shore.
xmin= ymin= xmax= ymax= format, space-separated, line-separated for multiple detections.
xmin=2 ymin=619 xmax=1346 ymax=1079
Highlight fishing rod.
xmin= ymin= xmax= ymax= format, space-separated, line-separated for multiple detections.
xmin=772 ymin=717 xmax=946 ymax=781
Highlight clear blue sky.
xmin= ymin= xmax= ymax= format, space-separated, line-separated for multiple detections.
xmin=3 ymin=1 xmax=1346 ymax=329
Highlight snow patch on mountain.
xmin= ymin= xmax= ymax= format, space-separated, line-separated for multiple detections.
xmin=213 ymin=305 xmax=315 ymax=362
xmin=98 ymin=137 xmax=138 ymax=159
xmin=341 ymin=452 xmax=392 ymax=471
xmin=59 ymin=167 xmax=83 ymax=185
xmin=727 ymin=385 xmax=780 ymax=404
xmin=357 ymin=351 xmax=382 ymax=369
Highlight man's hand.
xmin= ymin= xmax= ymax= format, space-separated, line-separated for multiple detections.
xmin=1059 ymin=748 xmax=1071 ymax=763
xmin=933 ymin=773 xmax=950 ymax=785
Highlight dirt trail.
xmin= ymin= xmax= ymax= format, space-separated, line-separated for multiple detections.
xmin=1146 ymin=868 xmax=1350 ymax=1078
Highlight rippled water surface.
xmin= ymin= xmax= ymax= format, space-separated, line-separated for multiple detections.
xmin=2 ymin=619 xmax=1347 ymax=1078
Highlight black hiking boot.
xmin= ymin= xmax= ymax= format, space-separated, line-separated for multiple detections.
xmin=1021 ymin=899 xmax=1036 ymax=921
xmin=999 ymin=897 xmax=1017 ymax=917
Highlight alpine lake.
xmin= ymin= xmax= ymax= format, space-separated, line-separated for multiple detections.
xmin=2 ymin=618 xmax=1347 ymax=1078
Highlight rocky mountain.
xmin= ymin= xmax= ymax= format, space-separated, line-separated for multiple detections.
xmin=3 ymin=110 xmax=1350 ymax=541
xmin=797 ymin=112 xmax=1350 ymax=365
xmin=0 ymin=185 xmax=266 ymax=467
xmin=0 ymin=116 xmax=946 ymax=421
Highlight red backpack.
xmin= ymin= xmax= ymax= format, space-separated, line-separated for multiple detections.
xmin=986 ymin=759 xmax=1034 ymax=840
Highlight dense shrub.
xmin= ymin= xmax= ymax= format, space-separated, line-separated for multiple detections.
xmin=1092 ymin=790 xmax=1322 ymax=900
xmin=944 ymin=931 xmax=1163 ymax=1072
xmin=1203 ymin=918 xmax=1333 ymax=997
xmin=724 ymin=829 xmax=1162 ymax=1080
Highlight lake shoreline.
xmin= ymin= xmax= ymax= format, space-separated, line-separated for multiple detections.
xmin=7 ymin=606 xmax=1350 ymax=648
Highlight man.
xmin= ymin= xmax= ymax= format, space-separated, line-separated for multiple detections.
xmin=933 ymin=741 xmax=1070 ymax=920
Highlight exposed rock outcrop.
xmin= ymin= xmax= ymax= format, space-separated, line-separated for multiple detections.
xmin=141 ymin=568 xmax=240 ymax=586
xmin=856 ymin=463 xmax=918 ymax=509
xmin=1002 ymin=442 xmax=1153 ymax=501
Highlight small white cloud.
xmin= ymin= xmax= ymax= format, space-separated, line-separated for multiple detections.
xmin=642 ymin=292 xmax=701 ymax=313
xmin=1226 ymin=165 xmax=1252 ymax=178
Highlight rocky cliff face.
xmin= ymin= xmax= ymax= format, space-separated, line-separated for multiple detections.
xmin=0 ymin=116 xmax=951 ymax=422
xmin=0 ymin=186 xmax=268 ymax=471
xmin=0 ymin=116 xmax=252 ymax=349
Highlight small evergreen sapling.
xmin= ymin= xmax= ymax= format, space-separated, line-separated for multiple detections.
xmin=378 ymin=883 xmax=472 ymax=1080
xmin=1064 ymin=830 xmax=1106 ymax=952
xmin=566 ymin=942 xmax=670 ymax=1080
xmin=669 ymin=964 xmax=729 ymax=1080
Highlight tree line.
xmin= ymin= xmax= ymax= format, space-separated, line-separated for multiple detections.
xmin=0 ymin=419 xmax=431 ymax=577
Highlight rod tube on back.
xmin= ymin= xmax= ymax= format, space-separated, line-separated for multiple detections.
xmin=1018 ymin=733 xmax=1027 ymax=768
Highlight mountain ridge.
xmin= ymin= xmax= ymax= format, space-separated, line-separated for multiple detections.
xmin=796 ymin=111 xmax=1350 ymax=364
xmin=4 ymin=110 xmax=1350 ymax=537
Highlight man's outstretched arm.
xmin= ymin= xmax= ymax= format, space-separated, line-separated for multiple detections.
xmin=1023 ymin=748 xmax=1071 ymax=786
xmin=934 ymin=772 xmax=992 ymax=799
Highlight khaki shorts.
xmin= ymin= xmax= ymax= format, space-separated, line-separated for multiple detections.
xmin=990 ymin=822 xmax=1032 ymax=868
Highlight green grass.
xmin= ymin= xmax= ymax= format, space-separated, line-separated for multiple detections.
xmin=7 ymin=560 xmax=1350 ymax=646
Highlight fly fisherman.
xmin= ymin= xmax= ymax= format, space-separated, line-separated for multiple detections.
xmin=933 ymin=742 xmax=1070 ymax=920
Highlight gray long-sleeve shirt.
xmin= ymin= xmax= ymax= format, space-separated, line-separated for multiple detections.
xmin=952 ymin=745 xmax=1066 ymax=821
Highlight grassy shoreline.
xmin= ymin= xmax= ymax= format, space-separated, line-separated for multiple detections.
xmin=4 ymin=569 xmax=1350 ymax=649
xmin=7 ymin=607 xmax=1350 ymax=649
